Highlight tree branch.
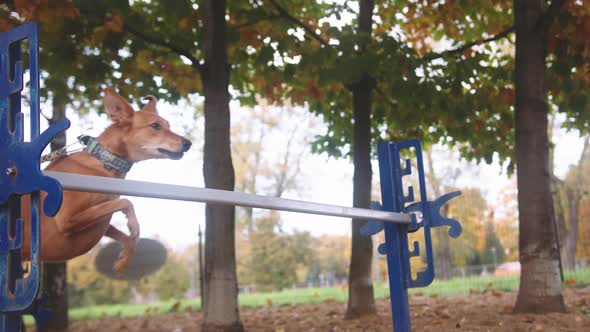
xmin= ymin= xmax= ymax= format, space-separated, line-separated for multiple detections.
xmin=234 ymin=14 xmax=283 ymax=30
xmin=124 ymin=23 xmax=204 ymax=74
xmin=579 ymin=136 xmax=589 ymax=166
xmin=375 ymin=86 xmax=397 ymax=110
xmin=266 ymin=0 xmax=401 ymax=110
xmin=423 ymin=26 xmax=515 ymax=61
xmin=424 ymin=0 xmax=566 ymax=62
xmin=0 ymin=7 xmax=25 ymax=29
xmin=267 ymin=0 xmax=330 ymax=47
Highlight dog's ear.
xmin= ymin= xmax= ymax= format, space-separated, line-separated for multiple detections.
xmin=103 ymin=88 xmax=134 ymax=125
xmin=141 ymin=95 xmax=158 ymax=113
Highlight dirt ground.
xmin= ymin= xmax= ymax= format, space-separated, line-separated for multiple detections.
xmin=67 ymin=287 xmax=589 ymax=332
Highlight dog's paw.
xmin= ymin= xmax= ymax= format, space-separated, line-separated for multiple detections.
xmin=113 ymin=249 xmax=133 ymax=274
xmin=113 ymin=256 xmax=129 ymax=274
xmin=113 ymin=242 xmax=136 ymax=274
xmin=127 ymin=222 xmax=140 ymax=242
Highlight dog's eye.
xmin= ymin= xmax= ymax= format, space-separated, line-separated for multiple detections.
xmin=150 ymin=123 xmax=161 ymax=130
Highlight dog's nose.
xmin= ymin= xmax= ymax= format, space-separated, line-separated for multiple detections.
xmin=182 ymin=138 xmax=192 ymax=152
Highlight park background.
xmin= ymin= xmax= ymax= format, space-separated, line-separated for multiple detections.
xmin=53 ymin=98 xmax=589 ymax=307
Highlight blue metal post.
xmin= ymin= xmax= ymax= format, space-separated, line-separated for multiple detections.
xmin=377 ymin=142 xmax=411 ymax=332
xmin=366 ymin=140 xmax=463 ymax=331
xmin=0 ymin=23 xmax=69 ymax=331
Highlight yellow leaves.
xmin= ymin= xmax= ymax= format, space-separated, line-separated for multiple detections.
xmin=572 ymin=20 xmax=590 ymax=47
xmin=566 ymin=0 xmax=589 ymax=17
xmin=135 ymin=50 xmax=202 ymax=95
xmin=227 ymin=43 xmax=241 ymax=59
xmin=555 ymin=0 xmax=590 ymax=59
xmin=169 ymin=301 xmax=181 ymax=312
xmin=14 ymin=0 xmax=28 ymax=11
xmin=160 ymin=62 xmax=202 ymax=95
xmin=434 ymin=307 xmax=451 ymax=320
xmin=455 ymin=316 xmax=467 ymax=328
xmin=400 ymin=19 xmax=435 ymax=55
xmin=239 ymin=27 xmax=263 ymax=48
xmin=305 ymin=79 xmax=323 ymax=100
xmin=489 ymin=0 xmax=512 ymax=12
xmin=501 ymin=304 xmax=513 ymax=313
xmin=13 ymin=0 xmax=79 ymax=25
xmin=68 ymin=251 xmax=96 ymax=288
xmin=14 ymin=0 xmax=34 ymax=20
xmin=104 ymin=15 xmax=124 ymax=33
xmin=376 ymin=3 xmax=397 ymax=23
xmin=250 ymin=76 xmax=287 ymax=105
xmin=0 ymin=17 xmax=14 ymax=33
xmin=577 ymin=200 xmax=590 ymax=258
xmin=235 ymin=22 xmax=286 ymax=50
xmin=135 ymin=49 xmax=153 ymax=71
xmin=92 ymin=15 xmax=123 ymax=46
xmin=91 ymin=26 xmax=107 ymax=46
xmin=178 ymin=17 xmax=192 ymax=30
xmin=288 ymin=79 xmax=335 ymax=106
xmin=462 ymin=48 xmax=476 ymax=59
xmin=548 ymin=33 xmax=559 ymax=53
xmin=61 ymin=3 xmax=79 ymax=20
xmin=498 ymin=87 xmax=515 ymax=107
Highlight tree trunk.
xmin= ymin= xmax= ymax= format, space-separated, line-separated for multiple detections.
xmin=345 ymin=0 xmax=376 ymax=319
xmin=562 ymin=138 xmax=588 ymax=269
xmin=551 ymin=176 xmax=567 ymax=258
xmin=346 ymin=75 xmax=376 ymax=319
xmin=513 ymin=0 xmax=566 ymax=313
xmin=201 ymin=0 xmax=243 ymax=331
xmin=548 ymin=114 xmax=566 ymax=277
xmin=562 ymin=187 xmax=579 ymax=270
xmin=425 ymin=149 xmax=452 ymax=280
xmin=435 ymin=207 xmax=452 ymax=280
xmin=41 ymin=98 xmax=69 ymax=331
xmin=548 ymin=114 xmax=565 ymax=258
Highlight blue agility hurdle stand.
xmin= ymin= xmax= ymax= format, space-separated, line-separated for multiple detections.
xmin=362 ymin=141 xmax=462 ymax=331
xmin=0 ymin=23 xmax=462 ymax=332
xmin=0 ymin=23 xmax=70 ymax=331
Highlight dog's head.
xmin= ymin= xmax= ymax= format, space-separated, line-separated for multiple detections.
xmin=102 ymin=88 xmax=192 ymax=161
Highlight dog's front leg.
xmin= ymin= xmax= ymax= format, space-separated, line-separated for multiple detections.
xmin=56 ymin=198 xmax=140 ymax=239
xmin=105 ymin=225 xmax=137 ymax=273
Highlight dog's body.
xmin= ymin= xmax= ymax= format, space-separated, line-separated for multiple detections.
xmin=21 ymin=89 xmax=191 ymax=272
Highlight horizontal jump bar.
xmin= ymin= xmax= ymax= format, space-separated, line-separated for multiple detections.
xmin=43 ymin=171 xmax=411 ymax=224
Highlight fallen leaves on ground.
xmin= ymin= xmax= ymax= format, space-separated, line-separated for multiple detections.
xmin=48 ymin=287 xmax=590 ymax=332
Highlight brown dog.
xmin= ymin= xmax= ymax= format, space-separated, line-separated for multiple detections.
xmin=21 ymin=88 xmax=191 ymax=272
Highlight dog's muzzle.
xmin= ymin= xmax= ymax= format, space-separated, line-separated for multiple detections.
xmin=181 ymin=138 xmax=192 ymax=152
xmin=157 ymin=138 xmax=192 ymax=160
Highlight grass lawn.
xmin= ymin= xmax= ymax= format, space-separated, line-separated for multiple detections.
xmin=24 ymin=267 xmax=590 ymax=324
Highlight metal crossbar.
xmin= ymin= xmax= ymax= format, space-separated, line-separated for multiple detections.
xmin=43 ymin=171 xmax=412 ymax=224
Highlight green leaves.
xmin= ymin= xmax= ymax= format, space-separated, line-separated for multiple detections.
xmin=4 ymin=0 xmax=587 ymax=166
xmin=244 ymin=1 xmax=521 ymax=166
xmin=248 ymin=213 xmax=312 ymax=290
